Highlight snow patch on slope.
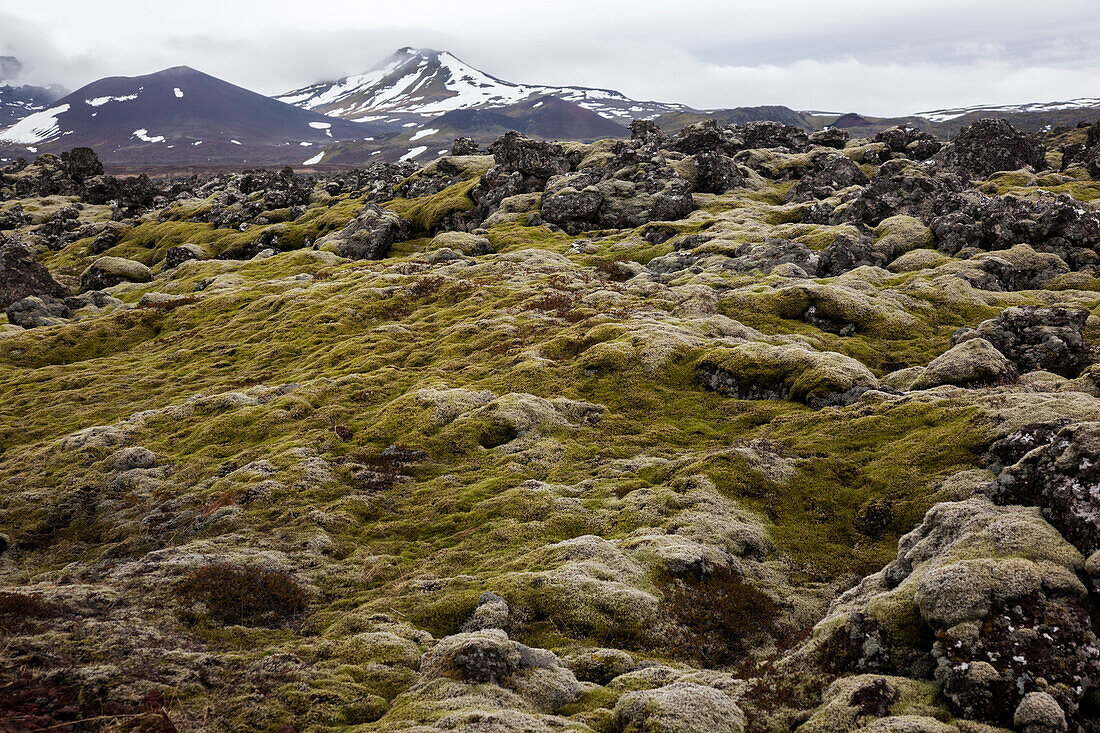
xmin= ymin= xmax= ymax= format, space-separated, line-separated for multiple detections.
xmin=0 ymin=104 xmax=70 ymax=144
xmin=86 ymin=94 xmax=138 ymax=107
xmin=132 ymin=128 xmax=165 ymax=143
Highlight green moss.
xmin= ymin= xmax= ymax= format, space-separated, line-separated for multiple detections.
xmin=384 ymin=178 xmax=479 ymax=233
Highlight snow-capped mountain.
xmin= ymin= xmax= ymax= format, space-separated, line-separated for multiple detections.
xmin=0 ymin=56 xmax=68 ymax=125
xmin=918 ymin=98 xmax=1100 ymax=123
xmin=0 ymin=66 xmax=379 ymax=166
xmin=278 ymin=47 xmax=685 ymax=124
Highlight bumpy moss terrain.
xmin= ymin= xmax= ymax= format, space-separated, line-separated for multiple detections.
xmin=1 ymin=119 xmax=1099 ymax=732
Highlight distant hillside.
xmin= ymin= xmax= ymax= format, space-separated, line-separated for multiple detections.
xmin=0 ymin=66 xmax=377 ymax=166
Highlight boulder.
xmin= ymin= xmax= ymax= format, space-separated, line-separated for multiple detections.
xmin=5 ymin=295 xmax=71 ymax=328
xmin=613 ymin=682 xmax=746 ymax=733
xmin=931 ymin=118 xmax=1047 ymax=178
xmin=950 ymin=306 xmax=1091 ymax=377
xmin=451 ymin=136 xmax=481 ymax=156
xmin=910 ymin=338 xmax=1016 ymax=390
xmin=809 ymin=127 xmax=850 ymax=149
xmin=79 ymin=256 xmax=153 ymax=292
xmin=671 ymin=120 xmax=739 ymax=156
xmin=786 ymin=152 xmax=870 ymax=202
xmin=317 ymin=203 xmax=411 ymax=260
xmin=740 ymin=120 xmax=810 ymax=152
xmin=697 ymin=342 xmax=879 ymax=408
xmin=0 ymin=240 xmax=68 ymax=309
xmin=429 ymin=231 xmax=494 ymax=256
xmin=488 ymin=131 xmax=572 ymax=180
xmin=541 ymin=152 xmax=694 ymax=234
xmin=1013 ymin=692 xmax=1068 ymax=733
xmin=693 ymin=151 xmax=745 ymax=194
xmin=631 ymin=119 xmax=672 ymax=149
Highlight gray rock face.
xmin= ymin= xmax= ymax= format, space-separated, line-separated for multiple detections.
xmin=318 ymin=203 xmax=411 ymax=260
xmin=0 ymin=240 xmax=68 ymax=310
xmin=931 ymin=118 xmax=1047 ymax=178
xmin=951 ymin=306 xmax=1091 ymax=378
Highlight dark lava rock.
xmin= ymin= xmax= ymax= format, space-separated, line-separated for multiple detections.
xmin=874 ymin=126 xmax=941 ymax=160
xmin=319 ymin=203 xmax=411 ymax=260
xmin=451 ymin=136 xmax=481 ymax=156
xmin=931 ymin=118 xmax=1047 ymax=178
xmin=809 ymin=127 xmax=850 ymax=149
xmin=5 ymin=295 xmax=71 ymax=328
xmin=0 ymin=203 xmax=30 ymax=231
xmin=785 ymin=152 xmax=869 ymax=202
xmin=983 ymin=419 xmax=1073 ymax=472
xmin=739 ymin=120 xmax=810 ymax=152
xmin=693 ymin=151 xmax=744 ymax=194
xmin=989 ymin=421 xmax=1100 ymax=555
xmin=0 ymin=240 xmax=68 ymax=309
xmin=541 ymin=150 xmax=694 ymax=234
xmin=629 ymin=119 xmax=671 ymax=149
xmin=670 ymin=120 xmax=739 ymax=156
xmin=60 ymin=147 xmax=104 ymax=183
xmin=488 ymin=131 xmax=572 ymax=180
xmin=951 ymin=306 xmax=1091 ymax=377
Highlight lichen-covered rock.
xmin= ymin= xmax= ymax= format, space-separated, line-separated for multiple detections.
xmin=989 ymin=420 xmax=1100 ymax=555
xmin=417 ymin=630 xmax=582 ymax=713
xmin=5 ymin=295 xmax=71 ymax=328
xmin=873 ymin=127 xmax=942 ymax=161
xmin=811 ymin=497 xmax=1097 ymax=730
xmin=0 ymin=240 xmax=68 ymax=309
xmin=429 ymin=231 xmax=494 ymax=256
xmin=317 ymin=202 xmax=411 ymax=260
xmin=461 ymin=591 xmax=511 ymax=632
xmin=693 ymin=151 xmax=745 ymax=194
xmin=562 ymin=647 xmax=635 ymax=685
xmin=79 ymin=256 xmax=152 ymax=292
xmin=740 ymin=120 xmax=810 ymax=152
xmin=613 ymin=681 xmax=746 ymax=733
xmin=786 ymin=152 xmax=869 ymax=202
xmin=950 ymin=306 xmax=1091 ymax=378
xmin=810 ymin=128 xmax=850 ymax=149
xmin=671 ymin=119 xmax=740 ymax=156
xmin=451 ymin=136 xmax=481 ymax=156
xmin=541 ymin=152 xmax=694 ymax=234
xmin=1013 ymin=691 xmax=1068 ymax=733
xmin=164 ymin=243 xmax=208 ymax=269
xmin=909 ymin=338 xmax=1016 ymax=390
xmin=697 ymin=342 xmax=880 ymax=408
xmin=931 ymin=118 xmax=1047 ymax=178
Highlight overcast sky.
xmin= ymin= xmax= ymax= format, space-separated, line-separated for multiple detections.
xmin=4 ymin=0 xmax=1100 ymax=116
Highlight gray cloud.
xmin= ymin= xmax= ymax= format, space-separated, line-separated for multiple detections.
xmin=3 ymin=0 xmax=1100 ymax=116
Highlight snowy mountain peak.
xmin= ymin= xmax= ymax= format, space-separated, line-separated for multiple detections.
xmin=277 ymin=48 xmax=684 ymax=123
